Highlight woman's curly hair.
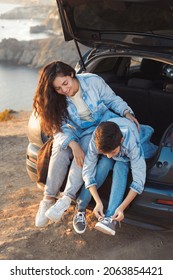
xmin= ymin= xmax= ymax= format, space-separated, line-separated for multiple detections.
xmin=33 ymin=61 xmax=76 ymax=136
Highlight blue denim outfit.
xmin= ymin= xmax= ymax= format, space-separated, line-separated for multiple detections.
xmin=80 ymin=117 xmax=158 ymax=217
xmin=44 ymin=74 xmax=133 ymax=199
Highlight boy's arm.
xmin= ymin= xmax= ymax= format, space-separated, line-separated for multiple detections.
xmin=82 ymin=131 xmax=105 ymax=218
xmin=123 ymin=129 xmax=146 ymax=195
xmin=88 ymin=185 xmax=105 ymax=219
xmin=111 ymin=189 xmax=137 ymax=222
xmin=82 ymin=132 xmax=99 ymax=189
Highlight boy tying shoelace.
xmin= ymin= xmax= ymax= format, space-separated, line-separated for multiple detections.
xmin=73 ymin=117 xmax=157 ymax=235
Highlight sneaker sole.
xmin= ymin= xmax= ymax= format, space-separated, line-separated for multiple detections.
xmin=73 ymin=221 xmax=86 ymax=234
xmin=95 ymin=222 xmax=115 ymax=236
xmin=35 ymin=219 xmax=49 ymax=227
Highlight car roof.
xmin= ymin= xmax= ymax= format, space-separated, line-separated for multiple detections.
xmin=56 ymin=0 xmax=173 ymax=52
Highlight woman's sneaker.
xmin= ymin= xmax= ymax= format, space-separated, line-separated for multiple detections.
xmin=45 ymin=195 xmax=71 ymax=222
xmin=73 ymin=211 xmax=87 ymax=234
xmin=35 ymin=199 xmax=54 ymax=227
xmin=95 ymin=217 xmax=116 ymax=236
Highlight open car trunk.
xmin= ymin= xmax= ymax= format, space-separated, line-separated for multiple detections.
xmin=84 ymin=56 xmax=173 ymax=145
xmin=79 ymin=54 xmax=173 ymax=187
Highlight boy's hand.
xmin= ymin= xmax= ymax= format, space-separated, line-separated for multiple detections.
xmin=111 ymin=207 xmax=124 ymax=222
xmin=93 ymin=202 xmax=105 ymax=219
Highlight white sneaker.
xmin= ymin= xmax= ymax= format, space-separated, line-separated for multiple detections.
xmin=45 ymin=195 xmax=71 ymax=222
xmin=35 ymin=199 xmax=54 ymax=227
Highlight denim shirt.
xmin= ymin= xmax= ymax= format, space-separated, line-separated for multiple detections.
xmin=83 ymin=117 xmax=157 ymax=195
xmin=54 ymin=73 xmax=133 ymax=149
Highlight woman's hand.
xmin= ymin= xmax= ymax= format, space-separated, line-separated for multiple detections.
xmin=69 ymin=141 xmax=85 ymax=167
xmin=93 ymin=202 xmax=105 ymax=219
xmin=125 ymin=112 xmax=140 ymax=132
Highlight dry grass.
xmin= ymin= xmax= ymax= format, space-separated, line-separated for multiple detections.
xmin=0 ymin=109 xmax=14 ymax=122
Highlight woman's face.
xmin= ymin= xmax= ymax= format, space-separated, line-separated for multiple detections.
xmin=52 ymin=74 xmax=79 ymax=97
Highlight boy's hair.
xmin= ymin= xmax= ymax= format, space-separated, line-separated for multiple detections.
xmin=95 ymin=121 xmax=123 ymax=153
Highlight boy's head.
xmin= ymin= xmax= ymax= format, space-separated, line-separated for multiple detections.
xmin=95 ymin=121 xmax=123 ymax=158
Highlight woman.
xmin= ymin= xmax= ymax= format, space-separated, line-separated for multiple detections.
xmin=33 ymin=61 xmax=139 ymax=227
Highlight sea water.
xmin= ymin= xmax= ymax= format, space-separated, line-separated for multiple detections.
xmin=0 ymin=2 xmax=49 ymax=112
xmin=0 ymin=63 xmax=39 ymax=112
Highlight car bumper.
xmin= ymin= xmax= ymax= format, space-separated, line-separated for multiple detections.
xmin=26 ymin=143 xmax=39 ymax=182
xmin=125 ymin=184 xmax=173 ymax=230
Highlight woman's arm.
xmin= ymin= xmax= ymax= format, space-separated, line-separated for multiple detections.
xmin=96 ymin=76 xmax=140 ymax=130
xmin=69 ymin=140 xmax=85 ymax=167
xmin=124 ymin=111 xmax=140 ymax=132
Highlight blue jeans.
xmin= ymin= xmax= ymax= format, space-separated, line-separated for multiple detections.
xmin=77 ymin=160 xmax=129 ymax=217
xmin=76 ymin=157 xmax=114 ymax=210
xmin=105 ymin=161 xmax=129 ymax=217
xmin=44 ymin=133 xmax=93 ymax=199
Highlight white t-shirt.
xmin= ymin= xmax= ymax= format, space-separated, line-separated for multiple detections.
xmin=70 ymin=87 xmax=93 ymax=121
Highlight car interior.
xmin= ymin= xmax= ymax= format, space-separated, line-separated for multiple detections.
xmin=93 ymin=56 xmax=173 ymax=146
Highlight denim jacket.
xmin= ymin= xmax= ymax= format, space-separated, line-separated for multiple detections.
xmin=83 ymin=117 xmax=158 ymax=194
xmin=54 ymin=73 xmax=133 ymax=149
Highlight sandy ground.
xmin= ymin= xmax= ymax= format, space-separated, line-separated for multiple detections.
xmin=0 ymin=111 xmax=173 ymax=261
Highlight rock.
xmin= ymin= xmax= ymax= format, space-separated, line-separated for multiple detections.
xmin=30 ymin=25 xmax=47 ymax=34
xmin=0 ymin=37 xmax=89 ymax=68
xmin=0 ymin=4 xmax=61 ymax=34
xmin=0 ymin=2 xmax=89 ymax=68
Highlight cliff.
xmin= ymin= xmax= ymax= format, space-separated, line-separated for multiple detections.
xmin=0 ymin=36 xmax=88 ymax=68
xmin=0 ymin=2 xmax=88 ymax=68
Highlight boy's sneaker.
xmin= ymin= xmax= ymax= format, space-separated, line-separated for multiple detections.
xmin=73 ymin=211 xmax=87 ymax=234
xmin=95 ymin=217 xmax=116 ymax=236
xmin=35 ymin=199 xmax=54 ymax=227
xmin=45 ymin=195 xmax=71 ymax=223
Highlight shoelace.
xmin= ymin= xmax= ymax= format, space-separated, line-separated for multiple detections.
xmin=98 ymin=217 xmax=112 ymax=224
xmin=76 ymin=212 xmax=86 ymax=225
xmin=98 ymin=217 xmax=121 ymax=228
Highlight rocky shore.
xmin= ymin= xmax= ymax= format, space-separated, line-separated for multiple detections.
xmin=0 ymin=1 xmax=87 ymax=68
xmin=0 ymin=37 xmax=86 ymax=68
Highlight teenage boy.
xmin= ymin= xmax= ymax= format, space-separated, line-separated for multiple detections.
xmin=73 ymin=117 xmax=157 ymax=235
